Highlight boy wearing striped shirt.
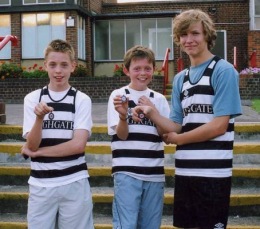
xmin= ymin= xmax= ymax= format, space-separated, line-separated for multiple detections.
xmin=107 ymin=45 xmax=170 ymax=229
xmin=132 ymin=9 xmax=242 ymax=229
xmin=22 ymin=39 xmax=94 ymax=229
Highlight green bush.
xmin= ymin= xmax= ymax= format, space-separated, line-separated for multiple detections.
xmin=0 ymin=62 xmax=89 ymax=79
xmin=22 ymin=69 xmax=48 ymax=79
xmin=72 ymin=64 xmax=89 ymax=77
xmin=0 ymin=62 xmax=23 ymax=80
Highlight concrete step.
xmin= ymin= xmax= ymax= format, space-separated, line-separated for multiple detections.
xmin=1 ymin=141 xmax=260 ymax=156
xmin=1 ymin=123 xmax=260 ymax=135
xmin=0 ymin=214 xmax=260 ymax=229
xmin=0 ymin=186 xmax=259 ymax=216
xmin=0 ymin=166 xmax=259 ymax=193
xmin=0 ymin=141 xmax=259 ymax=168
xmin=0 ymin=165 xmax=259 ymax=179
xmin=0 ymin=185 xmax=259 ymax=197
xmin=1 ymin=123 xmax=260 ymax=142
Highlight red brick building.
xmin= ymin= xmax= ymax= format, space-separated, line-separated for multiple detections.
xmin=0 ymin=0 xmax=259 ymax=78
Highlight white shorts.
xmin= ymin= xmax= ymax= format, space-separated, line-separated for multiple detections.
xmin=27 ymin=178 xmax=94 ymax=229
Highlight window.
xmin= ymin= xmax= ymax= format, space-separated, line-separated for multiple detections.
xmin=0 ymin=15 xmax=11 ymax=59
xmin=212 ymin=30 xmax=227 ymax=60
xmin=251 ymin=0 xmax=260 ymax=30
xmin=74 ymin=0 xmax=84 ymax=6
xmin=22 ymin=12 xmax=65 ymax=58
xmin=78 ymin=16 xmax=86 ymax=60
xmin=0 ymin=0 xmax=10 ymax=6
xmin=23 ymin=0 xmax=65 ymax=5
xmin=94 ymin=18 xmax=173 ymax=61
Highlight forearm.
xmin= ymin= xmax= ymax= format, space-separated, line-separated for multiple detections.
xmin=150 ymin=112 xmax=181 ymax=134
xmin=26 ymin=117 xmax=43 ymax=151
xmin=174 ymin=116 xmax=230 ymax=145
xmin=115 ymin=115 xmax=129 ymax=140
xmin=37 ymin=139 xmax=86 ymax=157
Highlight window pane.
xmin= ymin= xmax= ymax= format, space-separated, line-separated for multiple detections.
xmin=23 ymin=14 xmax=37 ymax=26
xmin=51 ymin=12 xmax=64 ymax=26
xmin=51 ymin=13 xmax=65 ymax=39
xmin=0 ymin=0 xmax=10 ymax=6
xmin=110 ymin=20 xmax=124 ymax=59
xmin=255 ymin=17 xmax=260 ymax=29
xmin=38 ymin=0 xmax=51 ymax=3
xmin=141 ymin=19 xmax=156 ymax=49
xmin=125 ymin=19 xmax=140 ymax=50
xmin=22 ymin=13 xmax=65 ymax=58
xmin=255 ymin=0 xmax=260 ymax=15
xmin=95 ymin=20 xmax=109 ymax=60
xmin=78 ymin=16 xmax=86 ymax=59
xmin=37 ymin=13 xmax=50 ymax=25
xmin=0 ymin=14 xmax=10 ymax=27
xmin=22 ymin=14 xmax=37 ymax=57
xmin=0 ymin=15 xmax=11 ymax=59
xmin=156 ymin=18 xmax=172 ymax=59
xmin=38 ymin=27 xmax=51 ymax=57
xmin=0 ymin=0 xmax=10 ymax=5
xmin=212 ymin=30 xmax=227 ymax=59
xmin=37 ymin=13 xmax=51 ymax=57
xmin=24 ymin=0 xmax=36 ymax=3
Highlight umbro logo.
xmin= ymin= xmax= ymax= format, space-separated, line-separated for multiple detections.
xmin=214 ymin=223 xmax=224 ymax=229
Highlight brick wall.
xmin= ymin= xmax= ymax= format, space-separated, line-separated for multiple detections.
xmin=0 ymin=76 xmax=164 ymax=104
xmin=102 ymin=1 xmax=250 ymax=72
xmin=0 ymin=75 xmax=259 ymax=104
xmin=248 ymin=31 xmax=260 ymax=68
xmin=11 ymin=13 xmax=21 ymax=65
xmin=239 ymin=74 xmax=260 ymax=100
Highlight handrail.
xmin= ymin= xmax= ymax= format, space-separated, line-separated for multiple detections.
xmin=250 ymin=50 xmax=257 ymax=68
xmin=162 ymin=48 xmax=170 ymax=95
xmin=0 ymin=35 xmax=18 ymax=51
xmin=233 ymin=46 xmax=237 ymax=69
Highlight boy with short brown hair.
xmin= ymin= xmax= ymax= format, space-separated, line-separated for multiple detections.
xmin=107 ymin=45 xmax=170 ymax=229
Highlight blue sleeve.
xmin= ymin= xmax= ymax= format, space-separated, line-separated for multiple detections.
xmin=169 ymin=71 xmax=186 ymax=124
xmin=211 ymin=60 xmax=242 ymax=119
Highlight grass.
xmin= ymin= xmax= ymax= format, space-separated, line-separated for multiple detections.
xmin=252 ymin=99 xmax=260 ymax=113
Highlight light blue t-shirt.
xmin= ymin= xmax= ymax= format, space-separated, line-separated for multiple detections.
xmin=170 ymin=57 xmax=242 ymax=124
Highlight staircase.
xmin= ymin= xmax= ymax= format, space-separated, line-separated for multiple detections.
xmin=0 ymin=123 xmax=260 ymax=229
xmin=165 ymin=83 xmax=172 ymax=101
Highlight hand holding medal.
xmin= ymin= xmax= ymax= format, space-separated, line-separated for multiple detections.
xmin=23 ymin=102 xmax=54 ymax=160
xmin=34 ymin=101 xmax=54 ymax=119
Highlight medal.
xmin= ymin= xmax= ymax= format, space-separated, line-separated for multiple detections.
xmin=121 ymin=95 xmax=127 ymax=103
xmin=48 ymin=112 xmax=54 ymax=120
xmin=138 ymin=112 xmax=145 ymax=119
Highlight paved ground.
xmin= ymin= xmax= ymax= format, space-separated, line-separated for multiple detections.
xmin=3 ymin=101 xmax=260 ymax=125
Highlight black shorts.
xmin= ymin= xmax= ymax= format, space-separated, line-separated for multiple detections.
xmin=173 ymin=175 xmax=231 ymax=229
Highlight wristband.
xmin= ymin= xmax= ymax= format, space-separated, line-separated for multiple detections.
xmin=119 ymin=115 xmax=127 ymax=121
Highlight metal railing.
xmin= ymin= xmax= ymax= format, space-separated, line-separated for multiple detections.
xmin=0 ymin=35 xmax=18 ymax=51
xmin=162 ymin=48 xmax=170 ymax=95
